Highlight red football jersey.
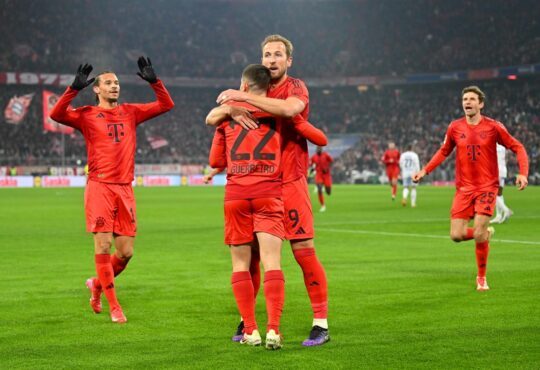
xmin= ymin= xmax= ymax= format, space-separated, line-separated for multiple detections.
xmin=50 ymin=81 xmax=174 ymax=184
xmin=425 ymin=116 xmax=529 ymax=192
xmin=268 ymin=76 xmax=310 ymax=183
xmin=311 ymin=152 xmax=333 ymax=175
xmin=382 ymin=149 xmax=400 ymax=169
xmin=209 ymin=103 xmax=283 ymax=201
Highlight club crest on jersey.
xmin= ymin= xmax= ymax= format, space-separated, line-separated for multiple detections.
xmin=479 ymin=131 xmax=488 ymax=139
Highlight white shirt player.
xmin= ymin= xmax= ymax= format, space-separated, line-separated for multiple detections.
xmin=496 ymin=143 xmax=507 ymax=184
xmin=400 ymin=150 xmax=420 ymax=186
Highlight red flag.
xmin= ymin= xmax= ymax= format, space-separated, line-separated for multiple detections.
xmin=147 ymin=135 xmax=169 ymax=149
xmin=4 ymin=93 xmax=34 ymax=124
xmin=42 ymin=90 xmax=74 ymax=134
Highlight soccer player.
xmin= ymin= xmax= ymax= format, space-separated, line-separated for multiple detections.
xmin=412 ymin=86 xmax=528 ymax=291
xmin=490 ymin=144 xmax=513 ymax=224
xmin=209 ymin=64 xmax=326 ymax=350
xmin=381 ymin=141 xmax=400 ymax=201
xmin=310 ymin=146 xmax=333 ymax=212
xmin=213 ymin=34 xmax=330 ymax=347
xmin=399 ymin=145 xmax=420 ymax=207
xmin=50 ymin=58 xmax=174 ymax=323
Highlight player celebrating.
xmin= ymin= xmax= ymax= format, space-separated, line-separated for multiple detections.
xmin=209 ymin=64 xmax=326 ymax=350
xmin=212 ymin=34 xmax=330 ymax=347
xmin=490 ymin=143 xmax=513 ymax=224
xmin=381 ymin=141 xmax=400 ymax=201
xmin=310 ymin=146 xmax=333 ymax=212
xmin=399 ymin=144 xmax=420 ymax=207
xmin=413 ymin=86 xmax=528 ymax=291
xmin=50 ymin=58 xmax=174 ymax=323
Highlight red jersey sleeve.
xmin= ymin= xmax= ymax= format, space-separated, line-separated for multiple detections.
xmin=209 ymin=125 xmax=227 ymax=168
xmin=127 ymin=80 xmax=174 ymax=125
xmin=291 ymin=115 xmax=328 ymax=146
xmin=286 ymin=78 xmax=309 ymax=107
xmin=49 ymin=87 xmax=83 ymax=130
xmin=425 ymin=124 xmax=456 ymax=174
xmin=495 ymin=122 xmax=529 ymax=176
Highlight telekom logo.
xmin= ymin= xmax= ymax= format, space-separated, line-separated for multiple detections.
xmin=467 ymin=144 xmax=481 ymax=161
xmin=107 ymin=123 xmax=125 ymax=143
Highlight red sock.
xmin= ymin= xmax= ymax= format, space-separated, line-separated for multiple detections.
xmin=475 ymin=241 xmax=489 ymax=277
xmin=318 ymin=192 xmax=325 ymax=206
xmin=231 ymin=271 xmax=257 ymax=334
xmin=392 ymin=184 xmax=397 ymax=197
xmin=250 ymin=250 xmax=261 ymax=299
xmin=95 ymin=254 xmax=120 ymax=310
xmin=293 ymin=248 xmax=328 ymax=319
xmin=95 ymin=254 xmax=130 ymax=290
xmin=264 ymin=270 xmax=285 ymax=334
xmin=464 ymin=228 xmax=474 ymax=241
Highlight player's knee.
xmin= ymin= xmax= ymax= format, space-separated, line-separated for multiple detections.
xmin=473 ymin=229 xmax=488 ymax=242
xmin=291 ymin=239 xmax=314 ymax=250
xmin=450 ymin=232 xmax=464 ymax=243
xmin=117 ymin=250 xmax=133 ymax=260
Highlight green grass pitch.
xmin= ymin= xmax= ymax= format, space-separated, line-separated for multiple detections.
xmin=0 ymin=185 xmax=539 ymax=369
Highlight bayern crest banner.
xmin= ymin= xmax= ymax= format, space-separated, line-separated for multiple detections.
xmin=4 ymin=93 xmax=34 ymax=124
xmin=42 ymin=90 xmax=74 ymax=134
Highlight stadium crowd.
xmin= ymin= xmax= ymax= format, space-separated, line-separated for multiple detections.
xmin=1 ymin=77 xmax=538 ymax=182
xmin=1 ymin=0 xmax=539 ymax=78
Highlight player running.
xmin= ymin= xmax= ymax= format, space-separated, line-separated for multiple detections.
xmin=310 ymin=146 xmax=333 ymax=212
xmin=211 ymin=34 xmax=331 ymax=347
xmin=50 ymin=58 xmax=174 ymax=323
xmin=399 ymin=145 xmax=420 ymax=207
xmin=381 ymin=141 xmax=400 ymax=201
xmin=490 ymin=144 xmax=513 ymax=224
xmin=413 ymin=86 xmax=528 ymax=291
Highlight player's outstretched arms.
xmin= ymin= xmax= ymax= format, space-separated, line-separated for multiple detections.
xmin=205 ymin=105 xmax=258 ymax=129
xmin=515 ymin=174 xmax=528 ymax=190
xmin=136 ymin=56 xmax=158 ymax=84
xmin=412 ymin=169 xmax=427 ymax=183
xmin=71 ymin=64 xmax=95 ymax=90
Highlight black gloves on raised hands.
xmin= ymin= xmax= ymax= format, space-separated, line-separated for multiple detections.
xmin=137 ymin=56 xmax=158 ymax=84
xmin=71 ymin=64 xmax=95 ymax=90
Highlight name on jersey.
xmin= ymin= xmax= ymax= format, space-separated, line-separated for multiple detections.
xmin=230 ymin=163 xmax=276 ymax=175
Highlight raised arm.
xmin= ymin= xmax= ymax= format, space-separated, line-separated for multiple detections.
xmin=133 ymin=57 xmax=175 ymax=124
xmin=49 ymin=63 xmax=95 ymax=127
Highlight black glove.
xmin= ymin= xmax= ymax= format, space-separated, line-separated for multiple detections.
xmin=137 ymin=56 xmax=157 ymax=83
xmin=71 ymin=64 xmax=95 ymax=90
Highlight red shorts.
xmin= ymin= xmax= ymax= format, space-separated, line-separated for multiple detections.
xmin=283 ymin=176 xmax=314 ymax=240
xmin=450 ymin=188 xmax=498 ymax=219
xmin=315 ymin=173 xmax=332 ymax=187
xmin=84 ymin=180 xmax=137 ymax=236
xmin=386 ymin=166 xmax=400 ymax=180
xmin=224 ymin=197 xmax=284 ymax=245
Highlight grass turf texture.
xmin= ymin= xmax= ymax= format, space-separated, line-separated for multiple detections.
xmin=0 ymin=185 xmax=539 ymax=369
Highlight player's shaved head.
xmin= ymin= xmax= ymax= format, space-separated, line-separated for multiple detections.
xmin=261 ymin=34 xmax=294 ymax=57
xmin=462 ymin=86 xmax=486 ymax=103
xmin=241 ymin=64 xmax=271 ymax=93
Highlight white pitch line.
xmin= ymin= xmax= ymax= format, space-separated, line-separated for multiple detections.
xmin=318 ymin=215 xmax=540 ymax=226
xmin=317 ymin=228 xmax=540 ymax=245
